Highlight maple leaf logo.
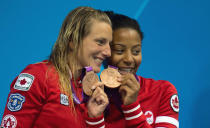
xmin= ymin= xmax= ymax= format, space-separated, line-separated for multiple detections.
xmin=172 ymin=97 xmax=179 ymax=109
xmin=145 ymin=113 xmax=152 ymax=118
xmin=20 ymin=79 xmax=27 ymax=85
xmin=145 ymin=111 xmax=154 ymax=124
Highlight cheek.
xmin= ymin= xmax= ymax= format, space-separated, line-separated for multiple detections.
xmin=108 ymin=55 xmax=121 ymax=66
xmin=135 ymin=55 xmax=142 ymax=68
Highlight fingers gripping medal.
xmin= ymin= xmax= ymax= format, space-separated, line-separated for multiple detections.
xmin=82 ymin=66 xmax=99 ymax=96
xmin=100 ymin=65 xmax=121 ymax=88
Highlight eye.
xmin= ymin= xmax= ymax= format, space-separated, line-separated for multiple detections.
xmin=95 ymin=39 xmax=106 ymax=46
xmin=110 ymin=44 xmax=125 ymax=55
xmin=132 ymin=49 xmax=141 ymax=55
xmin=112 ymin=49 xmax=124 ymax=55
xmin=132 ymin=45 xmax=141 ymax=55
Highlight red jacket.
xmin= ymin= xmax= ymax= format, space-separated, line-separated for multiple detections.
xmin=103 ymin=76 xmax=179 ymax=128
xmin=1 ymin=61 xmax=179 ymax=128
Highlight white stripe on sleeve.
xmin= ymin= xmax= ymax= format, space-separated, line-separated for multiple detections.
xmin=155 ymin=116 xmax=179 ymax=128
xmin=125 ymin=111 xmax=143 ymax=120
xmin=86 ymin=118 xmax=104 ymax=125
xmin=123 ymin=104 xmax=140 ymax=113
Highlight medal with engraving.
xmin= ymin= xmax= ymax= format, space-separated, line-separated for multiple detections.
xmin=100 ymin=65 xmax=121 ymax=88
xmin=82 ymin=66 xmax=100 ymax=96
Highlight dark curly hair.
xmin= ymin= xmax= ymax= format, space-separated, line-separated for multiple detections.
xmin=104 ymin=11 xmax=143 ymax=40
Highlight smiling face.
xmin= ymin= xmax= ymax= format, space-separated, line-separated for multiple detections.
xmin=77 ymin=20 xmax=112 ymax=73
xmin=108 ymin=28 xmax=142 ymax=74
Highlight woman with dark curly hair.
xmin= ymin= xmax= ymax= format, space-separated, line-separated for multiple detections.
xmin=102 ymin=11 xmax=179 ymax=128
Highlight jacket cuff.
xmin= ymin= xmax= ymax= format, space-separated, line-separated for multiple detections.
xmin=84 ymin=112 xmax=105 ymax=128
xmin=121 ymin=101 xmax=143 ymax=121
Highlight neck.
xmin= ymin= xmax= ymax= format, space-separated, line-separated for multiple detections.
xmin=69 ymin=63 xmax=83 ymax=80
xmin=68 ymin=54 xmax=83 ymax=80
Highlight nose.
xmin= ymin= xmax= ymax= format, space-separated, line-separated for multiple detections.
xmin=123 ymin=51 xmax=133 ymax=65
xmin=102 ymin=43 xmax=111 ymax=57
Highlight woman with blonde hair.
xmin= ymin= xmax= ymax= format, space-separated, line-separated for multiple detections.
xmin=1 ymin=7 xmax=112 ymax=128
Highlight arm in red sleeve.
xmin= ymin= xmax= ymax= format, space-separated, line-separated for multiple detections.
xmin=155 ymin=81 xmax=179 ymax=128
xmin=121 ymin=81 xmax=179 ymax=128
xmin=122 ymin=101 xmax=152 ymax=128
xmin=1 ymin=64 xmax=47 ymax=128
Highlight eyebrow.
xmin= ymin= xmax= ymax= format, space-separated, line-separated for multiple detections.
xmin=133 ymin=44 xmax=141 ymax=47
xmin=95 ymin=37 xmax=106 ymax=40
xmin=111 ymin=43 xmax=141 ymax=47
xmin=110 ymin=43 xmax=125 ymax=48
xmin=96 ymin=37 xmax=112 ymax=42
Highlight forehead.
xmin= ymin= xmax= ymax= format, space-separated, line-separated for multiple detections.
xmin=112 ymin=28 xmax=141 ymax=46
xmin=88 ymin=20 xmax=112 ymax=39
xmin=89 ymin=20 xmax=111 ymax=32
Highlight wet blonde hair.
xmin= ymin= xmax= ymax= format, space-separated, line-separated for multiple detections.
xmin=49 ymin=7 xmax=111 ymax=110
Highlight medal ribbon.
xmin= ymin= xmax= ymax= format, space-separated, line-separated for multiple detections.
xmin=70 ymin=66 xmax=92 ymax=104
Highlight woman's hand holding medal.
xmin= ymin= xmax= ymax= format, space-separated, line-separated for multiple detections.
xmin=117 ymin=73 xmax=140 ymax=105
xmin=82 ymin=66 xmax=140 ymax=117
xmin=100 ymin=65 xmax=140 ymax=106
xmin=87 ymin=82 xmax=109 ymax=117
xmin=82 ymin=67 xmax=108 ymax=118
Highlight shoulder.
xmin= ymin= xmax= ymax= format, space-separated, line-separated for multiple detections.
xmin=138 ymin=76 xmax=179 ymax=115
xmin=20 ymin=60 xmax=58 ymax=78
xmin=138 ymin=76 xmax=178 ymax=94
xmin=14 ymin=60 xmax=56 ymax=88
xmin=11 ymin=60 xmax=58 ymax=93
xmin=23 ymin=60 xmax=51 ymax=74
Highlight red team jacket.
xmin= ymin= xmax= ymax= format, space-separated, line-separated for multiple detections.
xmin=1 ymin=61 xmax=179 ymax=128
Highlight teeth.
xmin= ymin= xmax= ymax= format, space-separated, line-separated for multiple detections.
xmin=119 ymin=68 xmax=132 ymax=73
xmin=95 ymin=58 xmax=103 ymax=64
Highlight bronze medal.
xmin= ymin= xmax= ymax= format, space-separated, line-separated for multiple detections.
xmin=82 ymin=67 xmax=99 ymax=96
xmin=100 ymin=65 xmax=121 ymax=88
